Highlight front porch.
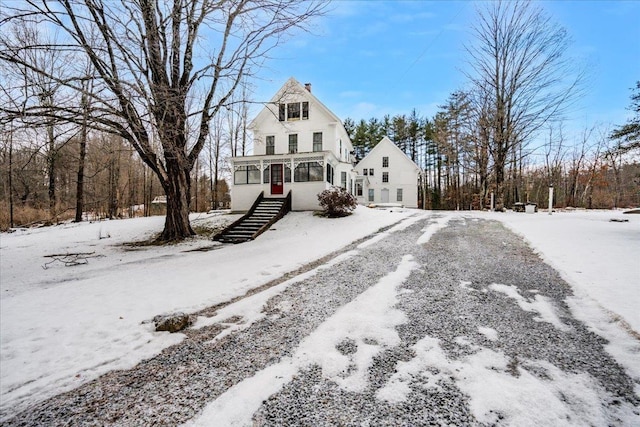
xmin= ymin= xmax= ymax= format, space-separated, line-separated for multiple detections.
xmin=230 ymin=151 xmax=353 ymax=212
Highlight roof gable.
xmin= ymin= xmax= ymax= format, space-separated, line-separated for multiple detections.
xmin=357 ymin=136 xmax=421 ymax=171
xmin=249 ymin=77 xmax=343 ymax=130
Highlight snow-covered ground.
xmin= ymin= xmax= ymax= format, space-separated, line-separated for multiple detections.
xmin=0 ymin=207 xmax=414 ymax=418
xmin=1 ymin=207 xmax=638 ymax=421
xmin=486 ymin=209 xmax=640 ymax=334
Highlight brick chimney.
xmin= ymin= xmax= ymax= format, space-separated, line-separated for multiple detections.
xmin=304 ymin=83 xmax=312 ymax=92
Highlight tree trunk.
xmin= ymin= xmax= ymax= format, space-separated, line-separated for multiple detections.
xmin=494 ymin=147 xmax=507 ymax=208
xmin=9 ymin=129 xmax=14 ymax=228
xmin=107 ymin=148 xmax=120 ymax=219
xmin=74 ymin=135 xmax=87 ymax=222
xmin=47 ymin=121 xmax=56 ymax=215
xmin=208 ymin=140 xmax=215 ymax=210
xmin=158 ymin=159 xmax=194 ymax=241
xmin=74 ymin=91 xmax=89 ymax=222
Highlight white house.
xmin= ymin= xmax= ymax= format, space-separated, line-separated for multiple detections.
xmin=354 ymin=136 xmax=421 ymax=208
xmin=230 ymin=78 xmax=357 ymax=211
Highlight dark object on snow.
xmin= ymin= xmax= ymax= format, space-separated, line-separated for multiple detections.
xmin=154 ymin=313 xmax=191 ymax=333
xmin=513 ymin=202 xmax=537 ymax=213
xmin=610 ymin=218 xmax=630 ymax=223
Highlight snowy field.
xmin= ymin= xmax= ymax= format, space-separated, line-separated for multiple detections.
xmin=486 ymin=209 xmax=640 ymax=335
xmin=1 ymin=207 xmax=638 ymax=422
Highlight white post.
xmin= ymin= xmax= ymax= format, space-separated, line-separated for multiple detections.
xmin=490 ymin=191 xmax=495 ymax=212
xmin=548 ymin=185 xmax=554 ymax=215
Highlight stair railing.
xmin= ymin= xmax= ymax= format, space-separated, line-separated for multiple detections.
xmin=250 ymin=190 xmax=292 ymax=240
xmin=213 ymin=191 xmax=264 ymax=241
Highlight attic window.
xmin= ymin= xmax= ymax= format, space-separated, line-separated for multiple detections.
xmin=287 ymin=102 xmax=300 ymax=120
xmin=279 ymin=102 xmax=309 ymax=122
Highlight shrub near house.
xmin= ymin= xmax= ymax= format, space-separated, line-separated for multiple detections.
xmin=318 ymin=187 xmax=357 ymax=217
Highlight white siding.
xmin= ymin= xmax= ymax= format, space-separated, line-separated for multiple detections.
xmin=231 ymin=78 xmax=357 ymax=212
xmin=355 ymin=137 xmax=420 ymax=208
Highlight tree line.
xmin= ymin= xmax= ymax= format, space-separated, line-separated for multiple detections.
xmin=0 ymin=122 xmax=236 ymax=231
xmin=344 ymin=99 xmax=639 ymax=211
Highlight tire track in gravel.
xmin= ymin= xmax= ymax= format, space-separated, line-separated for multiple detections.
xmin=1 ymin=213 xmax=428 ymax=426
xmin=253 ymin=215 xmax=639 ymax=426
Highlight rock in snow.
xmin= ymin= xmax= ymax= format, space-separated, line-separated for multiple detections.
xmin=153 ymin=313 xmax=191 ymax=333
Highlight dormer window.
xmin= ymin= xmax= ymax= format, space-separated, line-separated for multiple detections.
xmin=287 ymin=102 xmax=300 ymax=120
xmin=279 ymin=102 xmax=309 ymax=121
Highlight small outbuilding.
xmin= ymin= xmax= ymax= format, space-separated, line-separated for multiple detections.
xmin=354 ymin=136 xmax=421 ymax=208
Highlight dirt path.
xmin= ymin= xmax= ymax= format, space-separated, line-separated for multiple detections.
xmin=4 ymin=214 xmax=638 ymax=426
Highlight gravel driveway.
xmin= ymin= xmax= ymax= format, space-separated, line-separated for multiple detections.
xmin=4 ymin=214 xmax=639 ymax=426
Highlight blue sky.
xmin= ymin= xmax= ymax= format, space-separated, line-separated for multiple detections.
xmin=252 ymin=1 xmax=640 ymax=136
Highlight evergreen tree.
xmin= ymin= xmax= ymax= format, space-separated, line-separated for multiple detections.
xmin=343 ymin=117 xmax=356 ymax=141
xmin=610 ymin=81 xmax=640 ymax=153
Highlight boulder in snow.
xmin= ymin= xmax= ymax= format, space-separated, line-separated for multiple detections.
xmin=153 ymin=312 xmax=191 ymax=333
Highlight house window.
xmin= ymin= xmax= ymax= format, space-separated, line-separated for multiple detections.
xmin=397 ymin=188 xmax=403 ymax=201
xmin=313 ymin=132 xmax=323 ymax=152
xmin=382 ymin=172 xmax=389 ymax=183
xmin=363 ymin=169 xmax=368 ymax=176
xmin=234 ymin=165 xmax=261 ymax=185
xmin=341 ymin=171 xmax=347 ymax=189
xmin=284 ymin=164 xmax=291 ymax=183
xmin=294 ymin=162 xmax=323 ymax=182
xmin=278 ymin=102 xmax=309 ymax=121
xmin=356 ymin=182 xmax=363 ymax=196
xmin=369 ymin=168 xmax=374 ymax=176
xmin=266 ymin=136 xmax=275 ymax=155
xmin=368 ymin=189 xmax=374 ymax=202
xmin=263 ymin=165 xmax=270 ymax=183
xmin=326 ymin=164 xmax=334 ymax=184
xmin=382 ymin=156 xmax=389 ymax=167
xmin=287 ymin=102 xmax=300 ymax=120
xmin=288 ymin=134 xmax=298 ymax=154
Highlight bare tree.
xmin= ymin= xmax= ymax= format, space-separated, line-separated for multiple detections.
xmin=1 ymin=23 xmax=79 ymax=217
xmin=1 ymin=0 xmax=325 ymax=241
xmin=543 ymin=124 xmax=566 ymax=195
xmin=75 ymin=65 xmax=95 ymax=222
xmin=207 ymin=111 xmax=227 ymax=210
xmin=464 ymin=0 xmax=584 ymax=205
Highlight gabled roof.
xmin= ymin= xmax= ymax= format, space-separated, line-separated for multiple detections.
xmin=249 ymin=77 xmax=345 ymax=131
xmin=357 ymin=136 xmax=421 ymax=171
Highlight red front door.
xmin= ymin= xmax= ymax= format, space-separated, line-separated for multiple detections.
xmin=271 ymin=164 xmax=284 ymax=195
